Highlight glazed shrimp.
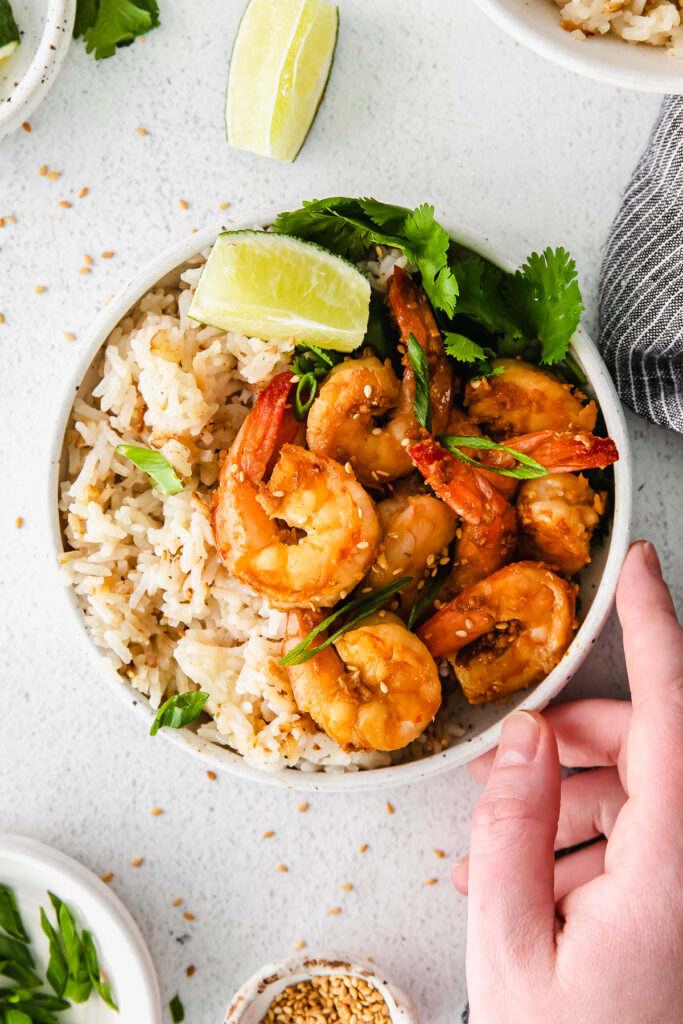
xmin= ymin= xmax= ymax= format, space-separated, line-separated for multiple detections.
xmin=443 ymin=406 xmax=518 ymax=502
xmin=409 ymin=436 xmax=518 ymax=597
xmin=306 ymin=266 xmax=454 ymax=487
xmin=283 ymin=610 xmax=442 ymax=751
xmin=212 ymin=373 xmax=380 ymax=610
xmin=464 ymin=358 xmax=597 ymax=440
xmin=418 ymin=562 xmax=577 ymax=705
xmin=360 ymin=492 xmax=458 ymax=614
xmin=516 ymin=473 xmax=606 ymax=577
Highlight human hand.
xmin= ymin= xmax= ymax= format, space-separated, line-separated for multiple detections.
xmin=452 ymin=541 xmax=683 ymax=1024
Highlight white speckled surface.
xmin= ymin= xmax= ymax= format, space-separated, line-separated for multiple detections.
xmin=1 ymin=3 xmax=682 ymax=1022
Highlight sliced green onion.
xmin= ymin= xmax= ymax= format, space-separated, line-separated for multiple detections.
xmin=0 ymin=885 xmax=29 ymax=943
xmin=115 ymin=444 xmax=184 ymax=495
xmin=150 ymin=691 xmax=209 ymax=736
xmin=280 ymin=577 xmax=413 ymax=667
xmin=406 ymin=557 xmax=452 ymax=631
xmin=82 ymin=930 xmax=119 ymax=1011
xmin=437 ymin=435 xmax=547 ymax=480
xmin=170 ymin=994 xmax=185 ymax=1022
xmin=40 ymin=908 xmax=67 ymax=997
xmin=407 ymin=332 xmax=431 ymax=432
xmin=293 ymin=372 xmax=318 ymax=420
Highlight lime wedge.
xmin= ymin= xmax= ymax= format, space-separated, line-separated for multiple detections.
xmin=0 ymin=0 xmax=19 ymax=68
xmin=189 ymin=231 xmax=370 ymax=352
xmin=227 ymin=0 xmax=339 ymax=163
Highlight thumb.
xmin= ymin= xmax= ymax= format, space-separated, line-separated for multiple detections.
xmin=466 ymin=711 xmax=560 ymax=979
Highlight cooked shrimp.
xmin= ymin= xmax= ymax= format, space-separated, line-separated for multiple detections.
xmin=306 ymin=266 xmax=454 ymax=487
xmin=361 ymin=492 xmax=458 ymax=614
xmin=418 ymin=562 xmax=577 ymax=704
xmin=464 ymin=359 xmax=597 ymax=440
xmin=484 ymin=429 xmax=618 ymax=473
xmin=284 ymin=610 xmax=442 ymax=751
xmin=443 ymin=406 xmax=518 ymax=502
xmin=212 ymin=374 xmax=380 ymax=610
xmin=516 ymin=474 xmax=606 ymax=577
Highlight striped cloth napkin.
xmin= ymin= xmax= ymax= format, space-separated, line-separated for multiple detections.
xmin=599 ymin=95 xmax=683 ymax=434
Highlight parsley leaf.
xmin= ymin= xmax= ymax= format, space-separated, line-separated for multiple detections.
xmin=503 ymin=247 xmax=584 ymax=364
xmin=81 ymin=0 xmax=159 ymax=60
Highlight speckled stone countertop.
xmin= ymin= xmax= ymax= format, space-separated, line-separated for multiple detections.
xmin=1 ymin=2 xmax=682 ymax=1022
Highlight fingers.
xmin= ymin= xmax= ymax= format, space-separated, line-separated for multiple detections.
xmin=554 ymin=840 xmax=607 ymax=902
xmin=617 ymin=541 xmax=683 ymax=813
xmin=466 ymin=710 xmax=560 ymax=976
xmin=554 ymin=768 xmax=626 ymax=851
xmin=468 ymin=700 xmax=632 ymax=784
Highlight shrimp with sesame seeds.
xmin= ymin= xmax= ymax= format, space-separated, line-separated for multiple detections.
xmin=418 ymin=561 xmax=577 ymax=705
xmin=283 ymin=610 xmax=442 ymax=751
xmin=211 ymin=372 xmax=381 ymax=610
xmin=305 ymin=266 xmax=455 ymax=488
xmin=360 ymin=492 xmax=458 ymax=615
xmin=516 ymin=473 xmax=607 ymax=577
xmin=463 ymin=358 xmax=598 ymax=440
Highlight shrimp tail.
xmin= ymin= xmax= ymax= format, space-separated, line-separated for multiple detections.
xmin=408 ymin=437 xmax=509 ymax=526
xmin=240 ymin=371 xmax=300 ymax=483
xmin=491 ymin=430 xmax=619 ymax=473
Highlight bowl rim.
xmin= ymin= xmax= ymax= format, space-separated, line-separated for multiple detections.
xmin=470 ymin=0 xmax=683 ymax=94
xmin=0 ymin=0 xmax=77 ymax=140
xmin=47 ymin=202 xmax=633 ymax=792
xmin=222 ymin=950 xmax=419 ymax=1024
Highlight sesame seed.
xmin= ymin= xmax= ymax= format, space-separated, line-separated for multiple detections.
xmin=130 ymin=857 xmax=143 ymax=867
xmin=5 ymin=216 xmax=14 ymax=224
xmin=344 ymin=461 xmax=353 ymax=474
xmin=426 ymin=554 xmax=435 ymax=566
xmin=136 ymin=127 xmax=148 ymax=136
xmin=439 ymin=557 xmax=450 ymax=565
xmin=219 ymin=201 xmax=231 ymax=210
xmin=363 ymin=385 xmax=372 ymax=398
xmin=263 ymin=830 xmax=274 ymax=838
xmin=183 ymin=912 xmax=195 ymax=921
xmin=417 ymin=580 xmax=425 ymax=591
xmin=79 ymin=187 xmax=88 ymax=198
xmin=298 ymin=802 xmax=308 ymax=812
xmin=15 ymin=517 xmax=22 ymax=528
xmin=47 ymin=171 xmax=60 ymax=181
xmin=101 ymin=251 xmax=114 ymax=259
xmin=455 ymin=527 xmax=463 ymax=539
xmin=372 ymin=427 xmax=382 ymax=436
xmin=179 ymin=199 xmax=189 ymax=210
xmin=34 ymin=285 xmax=46 ymax=294
xmin=63 ymin=331 xmax=75 ymax=341
xmin=173 ymin=898 xmax=182 ymax=907
xmin=0 ymin=219 xmax=4 ymax=228
xmin=357 ymin=541 xmax=369 ymax=549
xmin=378 ymin=610 xmax=387 ymax=617
xmin=465 ymin=618 xmax=473 ymax=628
xmin=328 ymin=907 xmax=341 ymax=915
xmin=400 ymin=437 xmax=410 ymax=447
xmin=358 ymin=844 xmax=368 ymax=853
xmin=101 ymin=872 xmax=113 ymax=883
xmin=0 ymin=314 xmax=6 ymax=324
xmin=425 ymin=878 xmax=438 ymax=886
xmin=22 ymin=122 xmax=31 ymax=132
xmin=277 ymin=864 xmax=288 ymax=873
xmin=39 ymin=165 xmax=47 ymax=176
xmin=83 ymin=253 xmax=92 ymax=266
xmin=340 ymin=883 xmax=353 ymax=891
xmin=339 ymin=590 xmax=347 ymax=599
xmin=104 ymin=294 xmax=114 ymax=304
xmin=294 ymin=940 xmax=306 ymax=951
xmin=206 ymin=770 xmax=216 ymax=780
xmin=59 ymin=200 xmax=71 ymax=209
xmin=434 ymin=849 xmax=445 ymax=859
xmin=186 ymin=965 xmax=195 ymax=977
xmin=379 ymin=682 xmax=388 ymax=694
xmin=150 ymin=806 xmax=163 ymax=816
xmin=386 ymin=802 xmax=394 ymax=815
xmin=78 ymin=267 xmax=91 ymax=275
xmin=456 ymin=629 xmax=468 ymax=637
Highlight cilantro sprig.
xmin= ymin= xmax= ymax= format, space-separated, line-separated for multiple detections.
xmin=74 ymin=0 xmax=160 ymax=60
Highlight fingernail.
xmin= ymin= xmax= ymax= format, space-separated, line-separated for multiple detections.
xmin=453 ymin=854 xmax=468 ymax=870
xmin=496 ymin=711 xmax=540 ymax=768
xmin=642 ymin=540 xmax=662 ymax=578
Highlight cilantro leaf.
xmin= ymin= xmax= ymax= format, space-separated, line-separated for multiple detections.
xmin=443 ymin=333 xmax=491 ymax=363
xmin=503 ymin=247 xmax=584 ymax=364
xmin=359 ymin=197 xmax=411 ymax=234
xmin=402 ymin=204 xmax=458 ymax=317
xmin=273 ymin=198 xmax=377 ymax=260
xmin=450 ymin=256 xmax=519 ymax=338
xmin=74 ymin=0 xmax=98 ymax=37
xmin=83 ymin=0 xmax=156 ymax=60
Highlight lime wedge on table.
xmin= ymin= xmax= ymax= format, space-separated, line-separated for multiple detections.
xmin=189 ymin=231 xmax=371 ymax=352
xmin=227 ymin=0 xmax=339 ymax=163
xmin=0 ymin=0 xmax=20 ymax=68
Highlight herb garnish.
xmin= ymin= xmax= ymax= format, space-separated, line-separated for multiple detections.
xmin=280 ymin=578 xmax=412 ymax=667
xmin=293 ymin=374 xmax=318 ymax=420
xmin=170 ymin=994 xmax=185 ymax=1022
xmin=115 ymin=444 xmax=184 ymax=496
xmin=437 ymin=435 xmax=547 ymax=480
xmin=150 ymin=691 xmax=209 ymax=736
xmin=406 ymin=557 xmax=452 ymax=631
xmin=407 ymin=333 xmax=431 ymax=432
xmin=0 ymin=885 xmax=29 ymax=943
xmin=83 ymin=930 xmax=118 ymax=1010
xmin=74 ymin=0 xmax=160 ymax=60
xmin=291 ymin=343 xmax=343 ymax=379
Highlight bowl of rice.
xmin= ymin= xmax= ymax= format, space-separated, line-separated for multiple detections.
xmin=471 ymin=0 xmax=683 ymax=93
xmin=49 ymin=204 xmax=631 ymax=791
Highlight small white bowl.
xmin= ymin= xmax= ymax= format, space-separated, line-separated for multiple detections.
xmin=223 ymin=951 xmax=418 ymax=1024
xmin=471 ymin=0 xmax=683 ymax=94
xmin=0 ymin=0 xmax=76 ymax=141
xmin=47 ymin=204 xmax=632 ymax=792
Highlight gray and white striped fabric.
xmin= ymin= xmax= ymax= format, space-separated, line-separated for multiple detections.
xmin=599 ymin=96 xmax=683 ymax=434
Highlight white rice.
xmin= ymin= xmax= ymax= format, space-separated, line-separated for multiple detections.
xmin=553 ymin=0 xmax=683 ymax=55
xmin=59 ymin=248 xmax=464 ymax=774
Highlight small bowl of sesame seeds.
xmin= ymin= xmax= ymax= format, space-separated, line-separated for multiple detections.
xmin=223 ymin=951 xmax=419 ymax=1024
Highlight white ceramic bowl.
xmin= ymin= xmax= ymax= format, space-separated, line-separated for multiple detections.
xmin=48 ymin=205 xmax=632 ymax=792
xmin=471 ymin=0 xmax=683 ymax=93
xmin=223 ymin=951 xmax=418 ymax=1024
xmin=0 ymin=0 xmax=75 ymax=140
